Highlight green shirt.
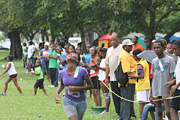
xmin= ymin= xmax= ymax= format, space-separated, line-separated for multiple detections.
xmin=49 ymin=49 xmax=58 ymax=68
xmin=35 ymin=66 xmax=43 ymax=80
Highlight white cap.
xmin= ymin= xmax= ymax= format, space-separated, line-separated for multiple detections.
xmin=44 ymin=42 xmax=49 ymax=46
xmin=122 ymin=39 xmax=134 ymax=47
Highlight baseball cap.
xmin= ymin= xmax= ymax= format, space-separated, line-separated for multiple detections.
xmin=122 ymin=39 xmax=134 ymax=47
xmin=44 ymin=42 xmax=49 ymax=46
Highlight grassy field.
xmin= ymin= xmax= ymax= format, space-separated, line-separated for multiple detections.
xmin=0 ymin=51 xmax=140 ymax=120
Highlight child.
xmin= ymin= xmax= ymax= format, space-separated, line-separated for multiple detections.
xmin=129 ymin=49 xmax=151 ymax=120
xmin=166 ymin=40 xmax=176 ymax=54
xmin=23 ymin=42 xmax=28 ymax=68
xmin=150 ymin=40 xmax=175 ymax=120
xmin=0 ymin=55 xmax=23 ymax=95
xmin=32 ymin=60 xmax=47 ymax=95
xmin=164 ymin=40 xmax=180 ymax=120
xmin=97 ymin=48 xmax=111 ymax=115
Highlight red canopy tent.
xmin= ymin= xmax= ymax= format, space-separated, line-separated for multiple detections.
xmin=98 ymin=32 xmax=116 ymax=48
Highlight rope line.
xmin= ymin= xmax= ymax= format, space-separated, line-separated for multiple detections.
xmin=102 ymin=82 xmax=180 ymax=103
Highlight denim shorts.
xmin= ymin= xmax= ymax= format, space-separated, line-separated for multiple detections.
xmin=28 ymin=58 xmax=35 ymax=67
xmin=63 ymin=97 xmax=87 ymax=119
xmin=41 ymin=60 xmax=49 ymax=71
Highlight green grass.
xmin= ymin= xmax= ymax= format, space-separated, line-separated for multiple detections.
xmin=0 ymin=51 xmax=141 ymax=120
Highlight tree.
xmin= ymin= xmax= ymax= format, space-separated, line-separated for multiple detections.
xmin=109 ymin=0 xmax=180 ymax=39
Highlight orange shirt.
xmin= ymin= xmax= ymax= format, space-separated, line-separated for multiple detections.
xmin=132 ymin=43 xmax=145 ymax=52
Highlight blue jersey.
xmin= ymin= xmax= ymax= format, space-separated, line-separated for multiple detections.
xmin=83 ymin=53 xmax=91 ymax=66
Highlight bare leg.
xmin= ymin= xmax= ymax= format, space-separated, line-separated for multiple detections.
xmin=43 ymin=71 xmax=45 ymax=79
xmin=42 ymin=88 xmax=47 ymax=95
xmin=3 ymin=77 xmax=12 ymax=94
xmin=139 ymin=102 xmax=146 ymax=120
xmin=89 ymin=89 xmax=92 ymax=98
xmin=24 ymin=57 xmax=27 ymax=67
xmin=150 ymin=111 xmax=155 ymax=120
xmin=47 ymin=71 xmax=50 ymax=82
xmin=171 ymin=108 xmax=178 ymax=120
xmin=154 ymin=98 xmax=163 ymax=120
xmin=34 ymin=89 xmax=37 ymax=95
xmin=100 ymin=82 xmax=110 ymax=112
xmin=163 ymin=99 xmax=171 ymax=120
xmin=69 ymin=115 xmax=78 ymax=120
xmin=92 ymin=89 xmax=102 ymax=106
xmin=12 ymin=78 xmax=23 ymax=94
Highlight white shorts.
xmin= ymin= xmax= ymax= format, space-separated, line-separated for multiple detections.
xmin=136 ymin=90 xmax=150 ymax=102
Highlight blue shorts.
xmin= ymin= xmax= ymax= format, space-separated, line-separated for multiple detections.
xmin=41 ymin=60 xmax=49 ymax=71
xmin=63 ymin=97 xmax=87 ymax=119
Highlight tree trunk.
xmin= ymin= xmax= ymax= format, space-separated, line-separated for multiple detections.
xmin=80 ymin=28 xmax=86 ymax=52
xmin=8 ymin=30 xmax=22 ymax=59
xmin=84 ymin=28 xmax=94 ymax=45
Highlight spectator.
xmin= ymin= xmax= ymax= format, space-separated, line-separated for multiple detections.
xmin=82 ymin=44 xmax=92 ymax=66
xmin=48 ymin=44 xmax=60 ymax=87
xmin=129 ymin=49 xmax=151 ymax=120
xmin=132 ymin=36 xmax=145 ymax=52
xmin=97 ymin=48 xmax=111 ymax=115
xmin=166 ymin=40 xmax=176 ymax=55
xmin=22 ymin=42 xmax=28 ymax=68
xmin=105 ymin=33 xmax=123 ymax=118
xmin=118 ymin=39 xmax=137 ymax=120
xmin=88 ymin=46 xmax=101 ymax=106
xmin=27 ymin=40 xmax=36 ymax=72
xmin=164 ymin=40 xmax=180 ymax=120
xmin=150 ymin=40 xmax=175 ymax=120
xmin=39 ymin=42 xmax=50 ymax=82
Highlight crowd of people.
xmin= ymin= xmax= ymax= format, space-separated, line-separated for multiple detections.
xmin=1 ymin=34 xmax=180 ymax=120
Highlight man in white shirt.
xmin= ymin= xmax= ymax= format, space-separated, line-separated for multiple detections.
xmin=105 ymin=34 xmax=123 ymax=117
xmin=28 ymin=40 xmax=36 ymax=71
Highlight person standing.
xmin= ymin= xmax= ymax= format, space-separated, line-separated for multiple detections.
xmin=150 ymin=40 xmax=175 ymax=120
xmin=48 ymin=44 xmax=59 ymax=87
xmin=39 ymin=42 xmax=50 ymax=82
xmin=105 ymin=33 xmax=123 ymax=117
xmin=132 ymin=36 xmax=144 ymax=52
xmin=27 ymin=40 xmax=36 ymax=72
xmin=118 ymin=39 xmax=137 ymax=120
xmin=22 ymin=42 xmax=28 ymax=68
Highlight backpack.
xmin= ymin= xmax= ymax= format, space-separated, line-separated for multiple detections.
xmin=114 ymin=62 xmax=128 ymax=87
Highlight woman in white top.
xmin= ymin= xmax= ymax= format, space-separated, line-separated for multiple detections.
xmin=93 ymin=48 xmax=111 ymax=115
xmin=0 ymin=55 xmax=23 ymax=95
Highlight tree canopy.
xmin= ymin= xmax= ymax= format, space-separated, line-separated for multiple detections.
xmin=0 ymin=0 xmax=180 ymax=58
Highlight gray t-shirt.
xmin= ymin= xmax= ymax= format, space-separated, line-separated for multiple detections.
xmin=151 ymin=55 xmax=175 ymax=96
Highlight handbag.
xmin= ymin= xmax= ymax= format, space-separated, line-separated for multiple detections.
xmin=114 ymin=62 xmax=128 ymax=87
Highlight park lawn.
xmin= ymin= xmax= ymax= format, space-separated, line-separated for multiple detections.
xmin=0 ymin=51 xmax=140 ymax=120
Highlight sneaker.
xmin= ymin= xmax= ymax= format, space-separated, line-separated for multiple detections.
xmin=131 ymin=114 xmax=137 ymax=119
xmin=0 ymin=93 xmax=6 ymax=95
xmin=98 ymin=110 xmax=110 ymax=116
xmin=20 ymin=93 xmax=23 ymax=96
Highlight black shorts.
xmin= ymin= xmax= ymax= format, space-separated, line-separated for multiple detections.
xmin=171 ymin=89 xmax=180 ymax=111
xmin=34 ymin=79 xmax=44 ymax=89
xmin=91 ymin=76 xmax=100 ymax=89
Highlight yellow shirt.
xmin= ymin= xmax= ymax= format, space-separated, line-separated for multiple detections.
xmin=118 ymin=50 xmax=137 ymax=87
xmin=136 ymin=59 xmax=150 ymax=92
